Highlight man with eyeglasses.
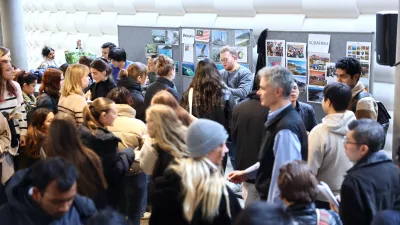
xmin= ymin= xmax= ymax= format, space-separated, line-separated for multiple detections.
xmin=307 ymin=82 xmax=355 ymax=209
xmin=334 ymin=119 xmax=400 ymax=225
xmin=219 ymin=46 xmax=253 ymax=103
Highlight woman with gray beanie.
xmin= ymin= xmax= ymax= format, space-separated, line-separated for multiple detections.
xmin=150 ymin=119 xmax=242 ymax=225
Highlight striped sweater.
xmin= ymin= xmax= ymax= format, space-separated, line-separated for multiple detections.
xmin=0 ymin=81 xmax=27 ymax=136
xmin=58 ymin=94 xmax=87 ymax=124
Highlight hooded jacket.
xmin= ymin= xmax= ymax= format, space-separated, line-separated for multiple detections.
xmin=144 ymin=77 xmax=181 ymax=108
xmin=308 ymin=111 xmax=355 ymax=200
xmin=287 ymin=203 xmax=342 ymax=225
xmin=0 ymin=168 xmax=96 ymax=225
xmin=117 ymin=77 xmax=146 ymax=122
xmin=349 ymin=81 xmax=378 ymax=120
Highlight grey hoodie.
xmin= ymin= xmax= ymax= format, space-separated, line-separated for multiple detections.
xmin=308 ymin=110 xmax=356 ymax=201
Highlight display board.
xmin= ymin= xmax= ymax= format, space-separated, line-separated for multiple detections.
xmin=264 ymin=31 xmax=375 ymax=122
xmin=118 ymin=26 xmax=254 ymax=95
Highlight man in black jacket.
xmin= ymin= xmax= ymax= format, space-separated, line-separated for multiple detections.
xmin=0 ymin=157 xmax=97 ymax=225
xmin=338 ymin=119 xmax=400 ymax=225
xmin=290 ymin=82 xmax=318 ymax=132
xmin=231 ymin=77 xmax=269 ymax=206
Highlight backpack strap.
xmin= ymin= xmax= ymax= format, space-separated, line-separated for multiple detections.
xmin=351 ymin=91 xmax=371 ymax=112
xmin=316 ymin=209 xmax=331 ymax=225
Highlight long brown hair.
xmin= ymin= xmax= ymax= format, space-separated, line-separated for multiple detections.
xmin=0 ymin=60 xmax=17 ymax=102
xmin=156 ymin=55 xmax=174 ymax=77
xmin=151 ymin=90 xmax=193 ymax=127
xmin=26 ymin=108 xmax=52 ymax=159
xmin=39 ymin=68 xmax=62 ymax=98
xmin=45 ymin=113 xmax=107 ymax=198
xmin=83 ymin=97 xmax=114 ymax=132
xmin=181 ymin=59 xmax=223 ymax=114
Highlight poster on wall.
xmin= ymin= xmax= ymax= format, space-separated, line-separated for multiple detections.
xmin=211 ymin=47 xmax=221 ymax=62
xmin=212 ymin=30 xmax=227 ymax=46
xmin=308 ymin=34 xmax=331 ymax=53
xmin=266 ymin=40 xmax=285 ymax=67
xmin=294 ymin=76 xmax=307 ymax=94
xmin=152 ymin=30 xmax=166 ymax=44
xmin=182 ymin=62 xmax=195 ymax=76
xmin=235 ymin=46 xmax=248 ymax=63
xmin=346 ymin=41 xmax=371 ymax=91
xmin=196 ymin=44 xmax=209 ymax=61
xmin=182 ymin=29 xmax=195 ymax=44
xmin=286 ymin=42 xmax=307 ymax=59
xmin=307 ymin=52 xmax=330 ymax=103
xmin=195 ymin=29 xmax=210 ymax=42
xmin=166 ymin=30 xmax=179 ymax=45
xmin=158 ymin=45 xmax=172 ymax=58
xmin=183 ymin=44 xmax=194 ymax=63
xmin=235 ymin=30 xmax=251 ymax=46
xmin=145 ymin=44 xmax=158 ymax=58
xmin=325 ymin=62 xmax=337 ymax=84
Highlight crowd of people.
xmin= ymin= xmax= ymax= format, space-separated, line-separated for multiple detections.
xmin=0 ymin=42 xmax=398 ymax=225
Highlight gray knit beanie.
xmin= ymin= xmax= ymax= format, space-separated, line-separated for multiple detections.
xmin=186 ymin=119 xmax=229 ymax=158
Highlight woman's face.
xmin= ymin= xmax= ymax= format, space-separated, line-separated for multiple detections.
xmin=90 ymin=68 xmax=107 ymax=82
xmin=146 ymin=118 xmax=155 ymax=138
xmin=1 ymin=62 xmax=13 ymax=81
xmin=137 ymin=72 xmax=147 ymax=85
xmin=81 ymin=73 xmax=90 ymax=89
xmin=0 ymin=52 xmax=11 ymax=61
xmin=23 ymin=80 xmax=37 ymax=95
xmin=101 ymin=103 xmax=118 ymax=127
xmin=47 ymin=50 xmax=55 ymax=60
xmin=43 ymin=112 xmax=54 ymax=132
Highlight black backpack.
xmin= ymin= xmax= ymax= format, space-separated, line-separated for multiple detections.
xmin=351 ymin=91 xmax=391 ymax=134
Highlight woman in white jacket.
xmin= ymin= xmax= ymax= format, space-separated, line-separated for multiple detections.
xmin=308 ymin=82 xmax=355 ymax=209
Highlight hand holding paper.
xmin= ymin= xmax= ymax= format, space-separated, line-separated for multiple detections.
xmin=317 ymin=181 xmax=339 ymax=212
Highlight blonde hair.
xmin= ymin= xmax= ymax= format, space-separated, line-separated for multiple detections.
xmin=169 ymin=158 xmax=231 ymax=222
xmin=61 ymin=64 xmax=89 ymax=96
xmin=119 ymin=62 xmax=148 ymax=81
xmin=219 ymin=45 xmax=238 ymax=58
xmin=83 ymin=97 xmax=114 ymax=133
xmin=146 ymin=104 xmax=187 ymax=158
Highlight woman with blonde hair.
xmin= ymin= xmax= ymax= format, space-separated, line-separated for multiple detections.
xmin=150 ymin=119 xmax=241 ymax=225
xmin=77 ymin=97 xmax=134 ymax=208
xmin=118 ymin=62 xmax=148 ymax=122
xmin=58 ymin=64 xmax=90 ymax=124
xmin=140 ymin=104 xmax=187 ymax=180
xmin=151 ymin=90 xmax=196 ymax=127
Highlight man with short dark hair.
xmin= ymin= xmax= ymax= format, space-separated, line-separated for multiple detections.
xmin=101 ymin=42 xmax=116 ymax=62
xmin=228 ymin=66 xmax=308 ymax=204
xmin=109 ymin=47 xmax=133 ymax=82
xmin=0 ymin=157 xmax=97 ymax=225
xmin=336 ymin=57 xmax=377 ymax=120
xmin=290 ymin=82 xmax=317 ymax=132
xmin=338 ymin=119 xmax=400 ymax=225
xmin=308 ymin=82 xmax=355 ymax=209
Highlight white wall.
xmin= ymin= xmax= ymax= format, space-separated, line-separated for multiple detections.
xmin=23 ymin=0 xmax=398 ymax=151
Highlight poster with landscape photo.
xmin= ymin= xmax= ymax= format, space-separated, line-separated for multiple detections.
xmin=307 ymin=85 xmax=324 ymax=104
xmin=212 ymin=30 xmax=227 ymax=46
xmin=235 ymin=30 xmax=251 ymax=46
xmin=294 ymin=76 xmax=307 ymax=93
xmin=211 ymin=47 xmax=221 ymax=62
xmin=287 ymin=60 xmax=307 ymax=76
xmin=326 ymin=62 xmax=337 ymax=84
xmin=286 ymin=42 xmax=306 ymax=59
xmin=308 ymin=52 xmax=330 ymax=86
xmin=152 ymin=30 xmax=166 ymax=44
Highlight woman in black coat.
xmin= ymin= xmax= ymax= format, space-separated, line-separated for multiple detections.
xmin=78 ymin=97 xmax=134 ymax=208
xmin=117 ymin=62 xmax=147 ymax=122
xmin=88 ymin=59 xmax=116 ymax=101
xmin=36 ymin=68 xmax=62 ymax=113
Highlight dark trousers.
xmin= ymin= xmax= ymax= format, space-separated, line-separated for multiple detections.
xmin=0 ymin=164 xmax=8 ymax=206
xmin=119 ymin=172 xmax=148 ymax=225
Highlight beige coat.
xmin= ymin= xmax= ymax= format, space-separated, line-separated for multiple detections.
xmin=108 ymin=104 xmax=147 ymax=175
xmin=0 ymin=113 xmax=14 ymax=184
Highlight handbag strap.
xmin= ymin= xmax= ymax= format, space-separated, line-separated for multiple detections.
xmin=188 ymin=88 xmax=193 ymax=115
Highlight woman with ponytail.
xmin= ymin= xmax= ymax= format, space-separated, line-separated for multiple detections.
xmin=150 ymin=119 xmax=241 ymax=225
xmin=89 ymin=59 xmax=116 ymax=101
xmin=144 ymin=55 xmax=180 ymax=108
xmin=77 ymin=97 xmax=134 ymax=208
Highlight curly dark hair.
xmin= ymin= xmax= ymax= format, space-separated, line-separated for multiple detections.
xmin=181 ymin=59 xmax=223 ymax=115
xmin=335 ymin=57 xmax=361 ymax=81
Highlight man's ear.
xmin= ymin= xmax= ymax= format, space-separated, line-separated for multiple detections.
xmin=353 ymin=73 xmax=360 ymax=81
xmin=360 ymin=145 xmax=369 ymax=157
xmin=32 ymin=187 xmax=41 ymax=202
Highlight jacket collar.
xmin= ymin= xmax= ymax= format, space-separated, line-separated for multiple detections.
xmin=79 ymin=124 xmax=121 ymax=142
xmin=115 ymin=104 xmax=136 ymax=118
xmin=156 ymin=77 xmax=174 ymax=88
xmin=286 ymin=202 xmax=315 ymax=214
xmin=349 ymin=151 xmax=392 ymax=172
xmin=265 ymin=103 xmax=293 ymax=128
xmin=351 ymin=81 xmax=365 ymax=98
xmin=117 ymin=77 xmax=142 ymax=92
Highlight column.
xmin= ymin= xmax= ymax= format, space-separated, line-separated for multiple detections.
xmin=0 ymin=0 xmax=28 ymax=70
xmin=393 ymin=1 xmax=400 ymax=162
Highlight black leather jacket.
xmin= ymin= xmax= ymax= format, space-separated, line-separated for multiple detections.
xmin=286 ymin=203 xmax=342 ymax=225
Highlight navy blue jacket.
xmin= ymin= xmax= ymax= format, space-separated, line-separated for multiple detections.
xmin=294 ymin=101 xmax=318 ymax=132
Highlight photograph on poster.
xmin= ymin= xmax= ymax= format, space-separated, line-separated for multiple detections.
xmin=196 ymin=44 xmax=209 ymax=61
xmin=308 ymin=53 xmax=330 ymax=71
xmin=287 ymin=60 xmax=307 ymax=76
xmin=286 ymin=43 xmax=306 ymax=59
xmin=267 ymin=40 xmax=285 ymax=57
xmin=158 ymin=45 xmax=172 ymax=58
xmin=294 ymin=76 xmax=307 ymax=93
xmin=152 ymin=30 xmax=166 ymax=44
xmin=182 ymin=62 xmax=195 ymax=76
xmin=216 ymin=64 xmax=224 ymax=71
xmin=326 ymin=62 xmax=337 ymax=84
xmin=267 ymin=57 xmax=283 ymax=67
xmin=212 ymin=30 xmax=227 ymax=46
xmin=307 ymin=85 xmax=324 ymax=104
xmin=183 ymin=44 xmax=194 ymax=63
xmin=235 ymin=30 xmax=251 ymax=46
xmin=235 ymin=46 xmax=247 ymax=63
xmin=309 ymin=70 xmax=327 ymax=86
xmin=166 ymin=30 xmax=179 ymax=45
xmin=211 ymin=47 xmax=221 ymax=62
xmin=195 ymin=29 xmax=210 ymax=42
xmin=145 ymin=44 xmax=158 ymax=58
xmin=360 ymin=62 xmax=369 ymax=78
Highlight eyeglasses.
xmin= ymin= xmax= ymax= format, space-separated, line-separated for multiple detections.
xmin=343 ymin=136 xmax=360 ymax=145
xmin=220 ymin=58 xmax=229 ymax=63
